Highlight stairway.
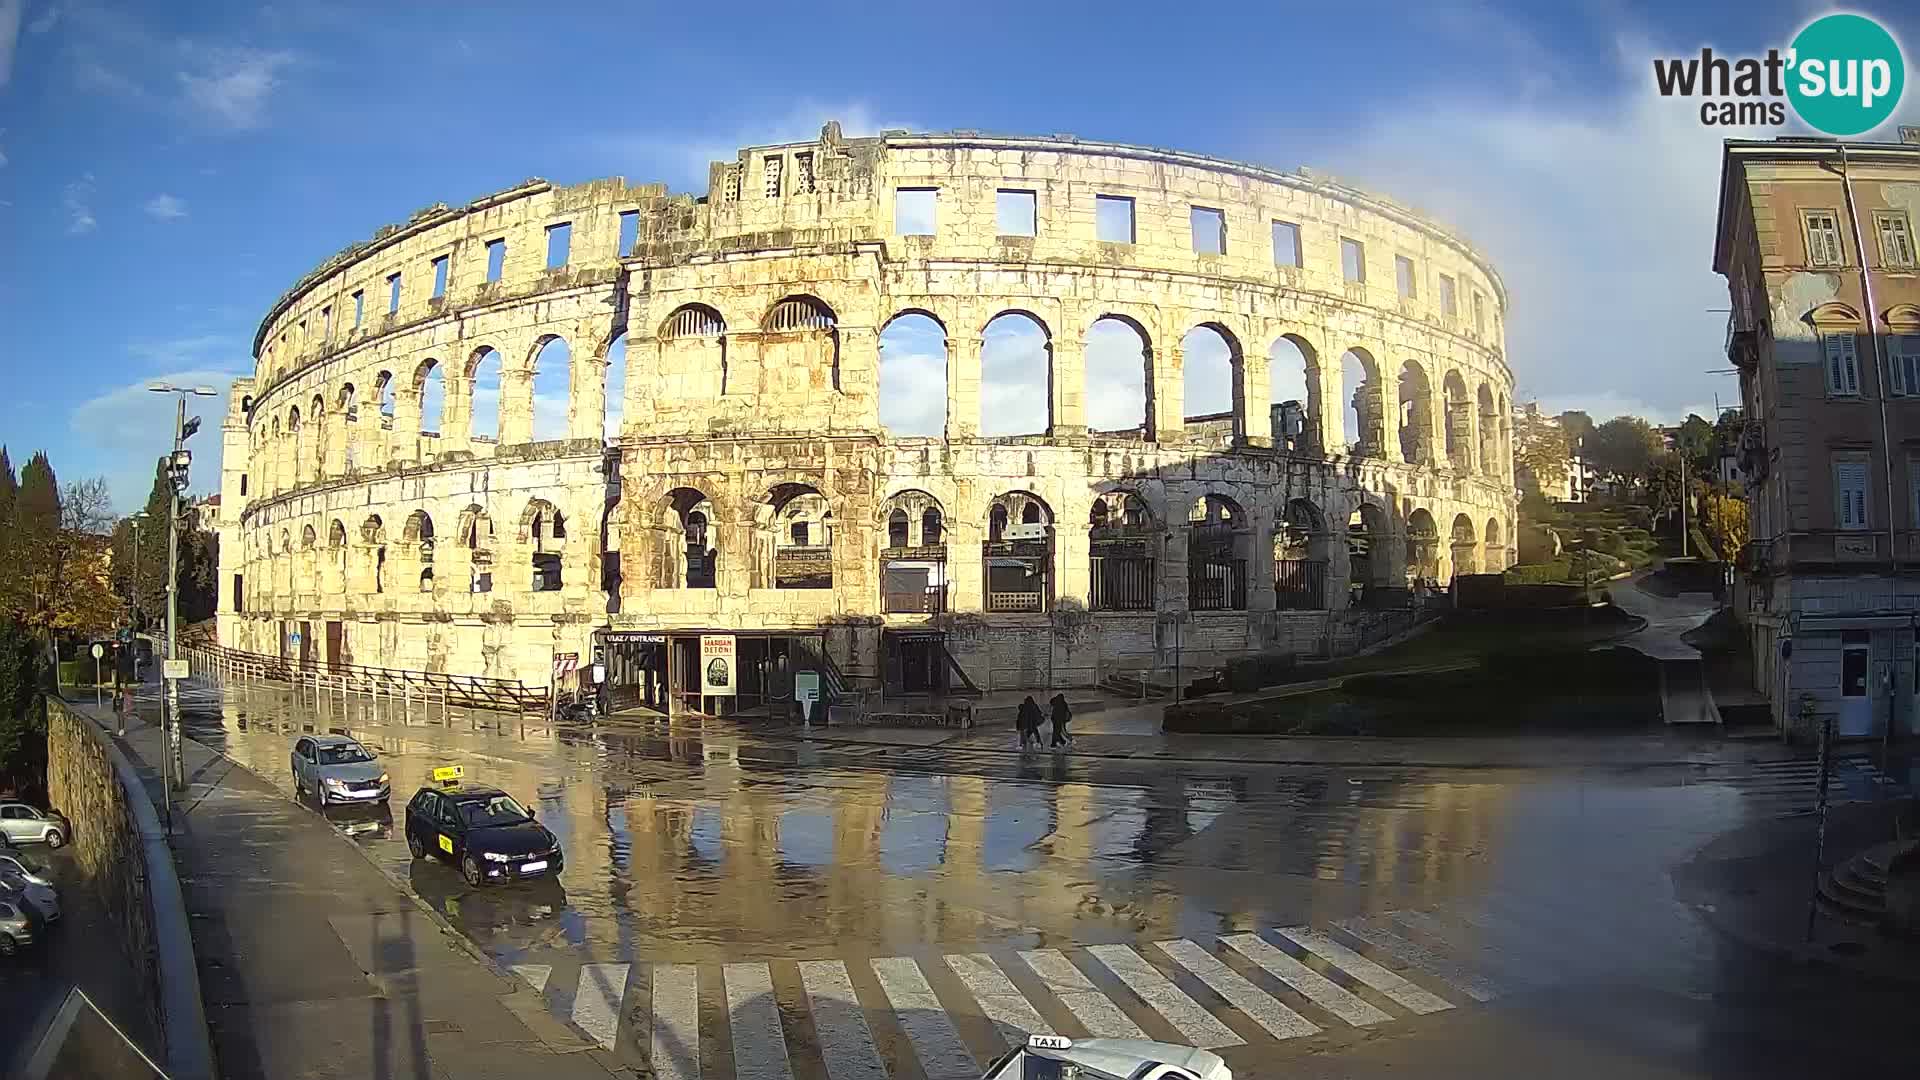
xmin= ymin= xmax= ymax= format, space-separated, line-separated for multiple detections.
xmin=1816 ymin=841 xmax=1907 ymax=927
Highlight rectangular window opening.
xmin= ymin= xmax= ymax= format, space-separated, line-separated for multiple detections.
xmin=485 ymin=239 xmax=505 ymax=282
xmin=895 ymin=188 xmax=937 ymax=236
xmin=352 ymin=290 xmax=364 ymax=327
xmin=1272 ymin=221 xmax=1302 ymax=268
xmin=1341 ymin=237 xmax=1366 ymax=283
xmin=794 ymin=152 xmax=815 ymax=194
xmin=1877 ymin=212 xmax=1916 ymax=269
xmin=1835 ymin=458 xmax=1870 ymax=530
xmin=431 ymin=255 xmax=449 ymax=299
xmin=1824 ymin=331 xmax=1861 ymax=396
xmin=1191 ymin=207 xmax=1226 ymax=255
xmin=321 ymin=306 xmax=332 ymax=338
xmin=618 ymin=211 xmax=639 ymax=256
xmin=1096 ymin=195 xmax=1135 ymax=244
xmin=386 ymin=273 xmax=401 ymax=314
xmin=1395 ymin=255 xmax=1417 ymax=299
xmin=546 ymin=222 xmax=572 ymax=269
xmin=764 ymin=156 xmax=783 ymax=199
xmin=1805 ymin=210 xmax=1845 ymax=267
xmin=1439 ymin=275 xmax=1458 ymax=316
xmin=1894 ymin=334 xmax=1920 ymax=397
xmin=996 ymin=189 xmax=1037 ymax=237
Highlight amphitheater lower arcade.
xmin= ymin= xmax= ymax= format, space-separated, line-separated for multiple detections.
xmin=219 ymin=124 xmax=1516 ymax=704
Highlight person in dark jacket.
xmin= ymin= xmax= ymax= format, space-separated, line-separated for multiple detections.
xmin=1017 ymin=696 xmax=1044 ymax=750
xmin=1048 ymin=693 xmax=1073 ymax=749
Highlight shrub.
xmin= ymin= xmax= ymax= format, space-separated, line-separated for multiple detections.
xmin=1224 ymin=652 xmax=1299 ymax=694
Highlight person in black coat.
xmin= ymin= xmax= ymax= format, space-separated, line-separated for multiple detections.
xmin=1048 ymin=693 xmax=1073 ymax=749
xmin=1017 ymin=695 xmax=1044 ymax=750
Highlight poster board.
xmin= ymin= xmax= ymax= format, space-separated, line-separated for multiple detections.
xmin=700 ymin=635 xmax=736 ymax=695
xmin=794 ymin=671 xmax=821 ymax=722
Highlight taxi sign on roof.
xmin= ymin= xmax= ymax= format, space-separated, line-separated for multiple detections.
xmin=432 ymin=765 xmax=464 ymax=786
xmin=1027 ymin=1035 xmax=1072 ymax=1050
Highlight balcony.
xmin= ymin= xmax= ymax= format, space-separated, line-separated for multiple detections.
xmin=1740 ymin=538 xmax=1775 ymax=575
xmin=1725 ymin=316 xmax=1760 ymax=369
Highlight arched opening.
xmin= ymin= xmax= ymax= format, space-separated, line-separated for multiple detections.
xmin=878 ymin=312 xmax=947 ymax=437
xmin=1347 ymin=503 xmax=1390 ymax=603
xmin=286 ymin=406 xmax=304 ymax=485
xmin=1396 ymin=360 xmax=1432 ymax=464
xmin=1275 ymin=499 xmax=1329 ymax=610
xmin=458 ymin=505 xmax=495 ymax=593
xmin=604 ymin=332 xmax=627 ymax=441
xmin=327 ymin=519 xmax=348 ymax=593
xmin=1497 ymin=393 xmax=1511 ymax=476
xmin=1187 ymin=494 xmax=1249 ymax=611
xmin=523 ymin=499 xmax=566 ymax=592
xmin=301 ymin=524 xmax=317 ymax=550
xmin=1089 ymin=490 xmax=1155 ymax=610
xmin=416 ymin=358 xmax=445 ymax=438
xmin=601 ymin=495 xmax=623 ymax=612
xmin=984 ymin=491 xmax=1052 ymax=612
xmin=1484 ymin=516 xmax=1504 ymax=571
xmin=1405 ymin=508 xmax=1440 ymax=589
xmin=761 ymin=483 xmax=832 ymax=589
xmin=1085 ymin=316 xmax=1149 ymax=437
xmin=404 ymin=510 xmax=435 ymax=588
xmin=1182 ymin=325 xmax=1241 ymax=442
xmin=980 ymin=312 xmax=1050 ymax=437
xmin=658 ymin=488 xmax=718 ymax=589
xmin=1269 ymin=335 xmax=1319 ymax=453
xmin=763 ymin=295 xmax=840 ymax=393
xmin=376 ymin=371 xmax=396 ymax=421
xmin=419 ymin=567 xmax=435 ymax=592
xmin=468 ymin=347 xmax=503 ymax=443
xmin=880 ymin=490 xmax=948 ymax=612
xmin=660 ymin=304 xmax=728 ymax=397
xmin=1342 ymin=349 xmax=1383 ymax=457
xmin=308 ymin=395 xmax=327 ymax=480
xmin=1478 ymin=384 xmax=1499 ymax=473
xmin=1443 ymin=371 xmax=1471 ymax=470
xmin=531 ymin=336 xmax=571 ymax=442
xmin=337 ymin=384 xmax=360 ymax=471
xmin=1450 ymin=513 xmax=1478 ymax=579
xmin=361 ymin=515 xmax=387 ymax=594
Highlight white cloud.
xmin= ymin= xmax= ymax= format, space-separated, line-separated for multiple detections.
xmin=60 ymin=7 xmax=296 ymax=132
xmin=69 ymin=368 xmax=238 ymax=509
xmin=0 ymin=0 xmax=21 ymax=88
xmin=127 ymin=334 xmax=235 ymax=369
xmin=177 ymin=46 xmax=295 ymax=131
xmin=142 ymin=192 xmax=187 ymax=220
xmin=62 ymin=172 xmax=95 ymax=233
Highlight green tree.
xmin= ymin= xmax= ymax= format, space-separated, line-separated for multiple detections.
xmin=0 ymin=447 xmax=15 ymax=522
xmin=0 ymin=620 xmax=47 ymax=795
xmin=1514 ymin=408 xmax=1571 ymax=497
xmin=1674 ymin=413 xmax=1715 ymax=476
xmin=112 ymin=456 xmax=218 ymax=631
xmin=1555 ymin=410 xmax=1595 ymax=449
xmin=1585 ymin=416 xmax=1666 ymax=491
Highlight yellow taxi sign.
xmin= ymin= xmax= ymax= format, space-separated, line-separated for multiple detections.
xmin=432 ymin=765 xmax=464 ymax=786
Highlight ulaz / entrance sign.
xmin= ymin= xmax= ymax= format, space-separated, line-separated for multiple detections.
xmin=700 ymin=635 xmax=736 ymax=696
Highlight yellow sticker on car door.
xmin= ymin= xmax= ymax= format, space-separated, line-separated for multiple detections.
xmin=438 ymin=834 xmax=453 ymax=854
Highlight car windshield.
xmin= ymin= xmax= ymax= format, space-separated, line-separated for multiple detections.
xmin=458 ymin=795 xmax=530 ymax=828
xmin=317 ymin=745 xmax=373 ymax=765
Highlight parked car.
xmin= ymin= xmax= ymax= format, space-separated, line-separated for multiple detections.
xmin=290 ymin=735 xmax=390 ymax=807
xmin=983 ymin=1036 xmax=1231 ymax=1080
xmin=0 ymin=851 xmax=51 ymax=887
xmin=0 ymin=802 xmax=67 ymax=848
xmin=0 ymin=897 xmax=35 ymax=956
xmin=0 ymin=871 xmax=59 ymax=926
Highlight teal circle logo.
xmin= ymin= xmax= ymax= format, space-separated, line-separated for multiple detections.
xmin=1787 ymin=14 xmax=1905 ymax=136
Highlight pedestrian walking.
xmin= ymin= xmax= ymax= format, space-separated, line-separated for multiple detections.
xmin=1017 ymin=695 xmax=1043 ymax=750
xmin=1048 ymin=693 xmax=1073 ymax=749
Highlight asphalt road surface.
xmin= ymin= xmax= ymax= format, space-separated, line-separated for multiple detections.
xmin=158 ymin=680 xmax=1919 ymax=1080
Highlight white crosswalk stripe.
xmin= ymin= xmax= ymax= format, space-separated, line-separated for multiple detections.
xmin=871 ymin=956 xmax=978 ymax=1080
xmin=724 ymin=962 xmax=793 ymax=1080
xmin=945 ymin=953 xmax=1053 ymax=1046
xmin=511 ymin=963 xmax=551 ymax=993
xmin=797 ymin=960 xmax=889 ymax=1080
xmin=1275 ymin=927 xmax=1454 ymax=1015
xmin=652 ymin=964 xmax=702 ymax=1080
xmin=1154 ymin=939 xmax=1320 ymax=1041
xmin=571 ymin=963 xmax=629 ymax=1052
xmin=1334 ymin=917 xmax=1503 ymax=1002
xmin=1086 ymin=943 xmax=1243 ymax=1049
xmin=1220 ymin=934 xmax=1392 ymax=1026
xmin=1017 ymin=949 xmax=1146 ymax=1039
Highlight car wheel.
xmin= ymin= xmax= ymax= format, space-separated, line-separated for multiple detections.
xmin=0 ymin=932 xmax=15 ymax=956
xmin=461 ymin=855 xmax=484 ymax=888
xmin=407 ymin=831 xmax=425 ymax=859
xmin=43 ymin=829 xmax=63 ymax=849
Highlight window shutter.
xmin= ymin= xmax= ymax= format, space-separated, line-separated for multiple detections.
xmin=1894 ymin=340 xmax=1909 ymax=397
xmin=1826 ymin=333 xmax=1859 ymax=395
xmin=1836 ymin=461 xmax=1869 ymax=529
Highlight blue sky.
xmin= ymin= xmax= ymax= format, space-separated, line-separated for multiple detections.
xmin=3 ymin=0 xmax=1918 ymax=509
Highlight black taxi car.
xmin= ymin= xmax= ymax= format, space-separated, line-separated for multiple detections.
xmin=404 ymin=766 xmax=563 ymax=887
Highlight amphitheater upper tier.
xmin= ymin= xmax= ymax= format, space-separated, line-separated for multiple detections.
xmin=220 ymin=122 xmax=1518 ymax=701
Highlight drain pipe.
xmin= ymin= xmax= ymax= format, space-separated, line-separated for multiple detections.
xmin=1835 ymin=145 xmax=1896 ymax=614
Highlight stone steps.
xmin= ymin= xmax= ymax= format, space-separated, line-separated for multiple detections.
xmin=1817 ymin=841 xmax=1904 ymax=927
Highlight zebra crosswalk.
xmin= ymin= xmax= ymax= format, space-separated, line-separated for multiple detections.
xmin=1704 ymin=756 xmax=1910 ymax=817
xmin=507 ymin=907 xmax=1608 ymax=1078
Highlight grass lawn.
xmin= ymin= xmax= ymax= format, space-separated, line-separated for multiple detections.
xmin=1321 ymin=606 xmax=1643 ymax=677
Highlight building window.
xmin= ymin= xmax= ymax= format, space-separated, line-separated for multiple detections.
xmin=321 ymin=305 xmax=332 ymax=338
xmin=1395 ymin=255 xmax=1417 ymax=299
xmin=352 ymin=290 xmax=364 ymax=327
xmin=895 ymin=188 xmax=937 ymax=236
xmin=1473 ymin=291 xmax=1487 ymax=333
xmin=618 ymin=210 xmax=639 ymax=255
xmin=1191 ymin=207 xmax=1226 ymax=255
xmin=1272 ymin=221 xmax=1301 ymax=267
xmin=386 ymin=273 xmax=401 ymax=314
xmin=485 ymin=239 xmax=506 ymax=282
xmin=997 ymin=189 xmax=1036 ymax=236
xmin=764 ymin=156 xmax=783 ymax=199
xmin=722 ymin=171 xmax=740 ymax=203
xmin=233 ymin=573 xmax=244 ymax=613
xmin=1824 ymin=331 xmax=1861 ymax=396
xmin=1096 ymin=195 xmax=1135 ymax=243
xmin=794 ymin=152 xmax=815 ymax=194
xmin=1835 ymin=459 xmax=1869 ymax=530
xmin=1341 ymin=238 xmax=1366 ymax=282
xmin=431 ymin=255 xmax=449 ymax=299
xmin=1893 ymin=334 xmax=1920 ymax=397
xmin=240 ymin=474 xmax=247 ymax=496
xmin=546 ymin=222 xmax=572 ymax=269
xmin=1439 ymin=274 xmax=1457 ymax=316
xmin=1876 ymin=212 xmax=1916 ymax=269
xmin=298 ymin=318 xmax=307 ymax=342
xmin=1805 ymin=209 xmax=1846 ymax=267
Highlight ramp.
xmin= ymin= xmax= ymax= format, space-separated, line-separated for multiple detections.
xmin=1658 ymin=655 xmax=1720 ymax=725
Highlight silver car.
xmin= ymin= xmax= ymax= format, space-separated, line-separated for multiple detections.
xmin=0 ymin=803 xmax=67 ymax=848
xmin=0 ymin=897 xmax=34 ymax=956
xmin=0 ymin=872 xmax=58 ymax=926
xmin=0 ymin=852 xmax=51 ymax=887
xmin=291 ymin=735 xmax=390 ymax=807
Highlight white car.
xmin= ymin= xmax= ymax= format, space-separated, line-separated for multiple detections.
xmin=983 ymin=1035 xmax=1232 ymax=1080
xmin=0 ymin=803 xmax=67 ymax=848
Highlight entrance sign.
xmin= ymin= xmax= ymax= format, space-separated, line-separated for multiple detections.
xmin=794 ymin=671 xmax=821 ymax=722
xmin=700 ymin=635 xmax=736 ymax=695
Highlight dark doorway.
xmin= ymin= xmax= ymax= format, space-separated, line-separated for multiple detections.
xmin=884 ymin=632 xmax=951 ymax=695
xmin=298 ymin=621 xmax=313 ymax=668
xmin=599 ymin=632 xmax=668 ymax=713
xmin=326 ymin=621 xmax=345 ymax=670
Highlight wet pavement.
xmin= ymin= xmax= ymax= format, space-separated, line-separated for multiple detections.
xmin=121 ymin=675 xmax=1920 ymax=1078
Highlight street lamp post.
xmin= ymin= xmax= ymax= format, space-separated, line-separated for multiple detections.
xmin=124 ymin=511 xmax=148 ymax=738
xmin=148 ymin=383 xmax=218 ymax=810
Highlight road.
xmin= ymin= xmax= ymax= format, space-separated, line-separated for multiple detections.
xmin=148 ymin=677 xmax=1919 ymax=1079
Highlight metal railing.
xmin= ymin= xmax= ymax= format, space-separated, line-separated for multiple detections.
xmin=182 ymin=642 xmax=547 ymax=713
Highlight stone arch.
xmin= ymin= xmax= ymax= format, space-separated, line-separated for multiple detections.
xmin=878 ymin=311 xmax=947 ymax=437
xmin=414 ymin=358 xmax=444 ymax=436
xmin=659 ymin=304 xmax=729 ymax=397
xmin=1450 ymin=512 xmax=1478 ymax=578
xmin=1086 ymin=315 xmax=1151 ymax=437
xmin=1405 ymin=507 xmax=1441 ymax=585
xmin=1440 ymin=370 xmax=1471 ymax=470
xmin=522 ymin=497 xmax=566 ymax=592
xmin=879 ymin=489 xmax=948 ymax=613
xmin=984 ymin=490 xmax=1053 ymax=612
xmin=1477 ymin=382 xmax=1498 ymax=472
xmin=1484 ymin=516 xmax=1504 ymax=572
xmin=1187 ymin=492 xmax=1250 ymax=610
xmin=1347 ymin=501 xmax=1392 ymax=597
xmin=1396 ymin=359 xmax=1433 ymax=464
xmin=301 ymin=523 xmax=317 ymax=549
xmin=1089 ymin=489 xmax=1157 ymax=611
xmin=762 ymin=295 xmax=842 ymax=393
xmin=1269 ymin=333 xmax=1320 ymax=452
xmin=750 ymin=482 xmax=833 ymax=590
xmin=1275 ymin=497 xmax=1331 ymax=610
xmin=403 ymin=509 xmax=434 ymax=545
xmin=1342 ymin=347 xmax=1384 ymax=457
xmin=375 ymin=370 xmax=396 ymax=419
xmin=879 ymin=489 xmax=946 ymax=546
xmin=466 ymin=347 xmax=503 ymax=441
xmin=530 ymin=334 xmax=572 ymax=442
xmin=457 ymin=504 xmax=495 ymax=593
xmin=603 ymin=331 xmax=628 ymax=441
xmin=655 ymin=487 xmax=718 ymax=589
xmin=1181 ymin=322 xmax=1244 ymax=442
xmin=981 ymin=311 xmax=1052 ymax=437
xmin=361 ymin=514 xmax=388 ymax=594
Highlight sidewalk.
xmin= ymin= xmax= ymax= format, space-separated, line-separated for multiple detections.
xmin=72 ymin=696 xmax=623 ymax=1080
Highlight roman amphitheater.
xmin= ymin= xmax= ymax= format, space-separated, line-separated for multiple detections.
xmin=216 ymin=123 xmax=1516 ymax=713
